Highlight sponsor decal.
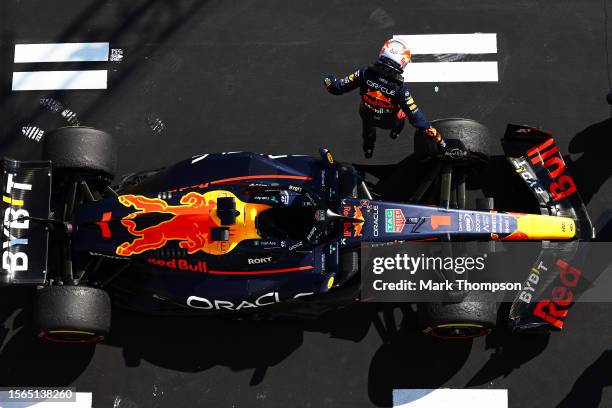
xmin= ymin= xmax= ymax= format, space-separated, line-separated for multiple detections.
xmin=473 ymin=213 xmax=491 ymax=233
xmin=463 ymin=214 xmax=473 ymax=232
xmin=147 ymin=257 xmax=207 ymax=273
xmin=248 ymin=256 xmax=272 ymax=265
xmin=518 ymin=260 xmax=545 ymax=303
xmin=532 ymin=258 xmax=580 ymax=329
xmin=342 ymin=205 xmax=365 ymax=237
xmin=511 ymin=158 xmax=548 ymax=200
xmin=385 ymin=208 xmax=406 ymax=233
xmin=259 ymin=240 xmax=281 ymax=246
xmin=288 ymin=241 xmax=303 ymax=251
xmin=2 ymin=174 xmax=32 ymax=273
xmin=186 ymin=291 xmax=314 ymax=311
xmin=306 ymin=226 xmax=317 ymax=241
xmin=372 ymin=205 xmax=380 ymax=237
xmin=363 ymin=90 xmax=394 ymax=109
xmin=365 ymin=79 xmax=396 ymax=95
xmin=525 ymin=138 xmax=577 ymax=201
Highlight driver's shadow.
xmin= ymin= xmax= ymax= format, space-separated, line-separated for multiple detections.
xmin=556 ymin=350 xmax=612 ymax=407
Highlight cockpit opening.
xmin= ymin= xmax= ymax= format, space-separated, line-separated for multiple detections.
xmin=256 ymin=207 xmax=316 ymax=240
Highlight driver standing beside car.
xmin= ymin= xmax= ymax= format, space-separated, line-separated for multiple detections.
xmin=324 ymin=38 xmax=446 ymax=158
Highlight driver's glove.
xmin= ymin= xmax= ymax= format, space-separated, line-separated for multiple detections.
xmin=323 ymin=75 xmax=336 ymax=89
xmin=424 ymin=127 xmax=447 ymax=151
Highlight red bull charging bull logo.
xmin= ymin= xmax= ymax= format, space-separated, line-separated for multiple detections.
xmin=115 ymin=190 xmax=270 ymax=256
xmin=342 ymin=205 xmax=365 ymax=237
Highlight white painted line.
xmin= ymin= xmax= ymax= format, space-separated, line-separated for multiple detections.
xmin=403 ymin=61 xmax=498 ymax=83
xmin=393 ymin=389 xmax=507 ymax=408
xmin=12 ymin=70 xmax=107 ymax=91
xmin=14 ymin=43 xmax=109 ymax=63
xmin=0 ymin=392 xmax=92 ymax=407
xmin=393 ymin=34 xmax=497 ymax=55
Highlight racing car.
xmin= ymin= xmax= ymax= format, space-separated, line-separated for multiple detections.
xmin=0 ymin=119 xmax=593 ymax=343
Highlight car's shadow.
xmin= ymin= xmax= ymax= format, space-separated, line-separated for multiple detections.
xmin=0 ymin=291 xmax=550 ymax=407
xmin=0 ymin=288 xmax=96 ymax=386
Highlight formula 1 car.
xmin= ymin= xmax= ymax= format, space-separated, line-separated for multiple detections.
xmin=0 ymin=119 xmax=593 ymax=343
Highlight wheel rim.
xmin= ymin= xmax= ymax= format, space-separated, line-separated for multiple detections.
xmin=40 ymin=330 xmax=103 ymax=344
xmin=427 ymin=323 xmax=486 ymax=339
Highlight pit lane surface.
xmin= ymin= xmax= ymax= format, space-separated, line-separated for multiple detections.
xmin=1 ymin=0 xmax=612 ymax=407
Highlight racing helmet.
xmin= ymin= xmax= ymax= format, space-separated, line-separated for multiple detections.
xmin=378 ymin=38 xmax=411 ymax=71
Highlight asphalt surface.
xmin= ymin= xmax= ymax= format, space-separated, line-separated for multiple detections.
xmin=1 ymin=0 xmax=612 ymax=407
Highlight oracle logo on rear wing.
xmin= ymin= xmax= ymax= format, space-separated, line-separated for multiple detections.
xmin=0 ymin=159 xmax=51 ymax=286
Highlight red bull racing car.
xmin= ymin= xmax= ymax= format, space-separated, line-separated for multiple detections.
xmin=0 ymin=119 xmax=593 ymax=343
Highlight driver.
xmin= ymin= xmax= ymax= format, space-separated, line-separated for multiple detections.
xmin=324 ymin=38 xmax=446 ymax=158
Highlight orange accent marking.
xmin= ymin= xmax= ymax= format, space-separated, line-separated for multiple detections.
xmin=430 ymin=215 xmax=451 ymax=230
xmin=365 ymin=90 xmax=392 ymax=103
xmin=501 ymin=230 xmax=529 ymax=241
xmin=96 ymin=212 xmax=112 ymax=238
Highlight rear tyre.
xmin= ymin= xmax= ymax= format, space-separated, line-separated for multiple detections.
xmin=34 ymin=285 xmax=111 ymax=344
xmin=43 ymin=126 xmax=116 ymax=179
xmin=417 ymin=291 xmax=497 ymax=339
xmin=414 ymin=118 xmax=491 ymax=160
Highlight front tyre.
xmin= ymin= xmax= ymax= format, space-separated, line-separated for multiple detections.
xmin=417 ymin=291 xmax=497 ymax=340
xmin=34 ymin=285 xmax=111 ymax=344
xmin=414 ymin=118 xmax=491 ymax=160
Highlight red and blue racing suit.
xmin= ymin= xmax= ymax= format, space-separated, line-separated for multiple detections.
xmin=326 ymin=67 xmax=442 ymax=149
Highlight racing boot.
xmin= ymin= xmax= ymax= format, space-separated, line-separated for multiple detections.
xmin=363 ymin=143 xmax=374 ymax=159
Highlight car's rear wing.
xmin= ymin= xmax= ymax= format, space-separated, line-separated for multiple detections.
xmin=502 ymin=124 xmax=593 ymax=332
xmin=0 ymin=159 xmax=52 ymax=285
